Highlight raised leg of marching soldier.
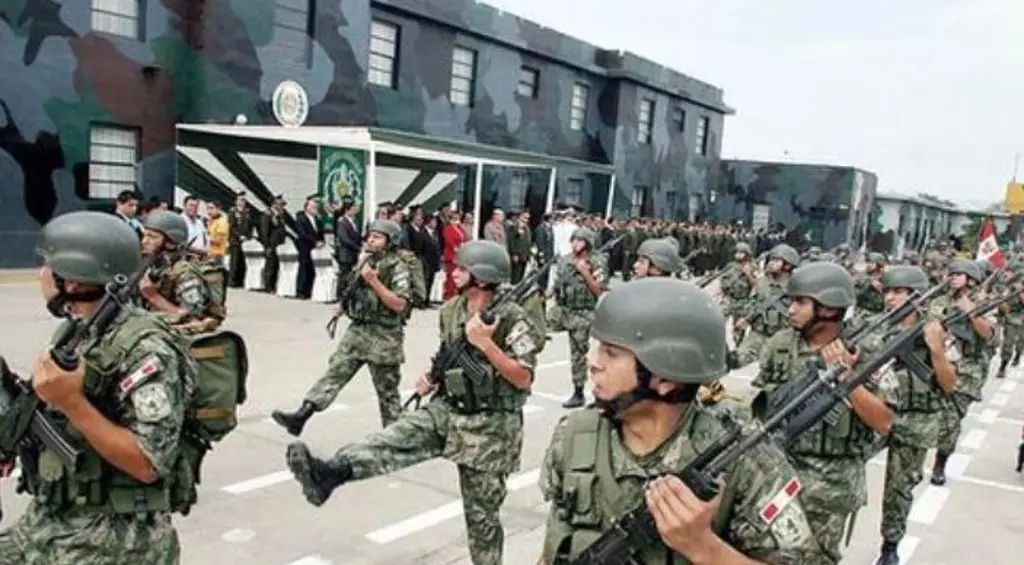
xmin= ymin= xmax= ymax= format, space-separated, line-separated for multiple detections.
xmin=877 ymin=420 xmax=936 ymax=565
xmin=273 ymin=350 xmax=366 ymax=436
xmin=931 ymin=393 xmax=971 ymax=486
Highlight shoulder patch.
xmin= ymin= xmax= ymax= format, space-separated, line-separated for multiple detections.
xmin=506 ymin=319 xmax=538 ymax=357
xmin=760 ymin=477 xmax=801 ymax=525
xmin=120 ymin=355 xmax=161 ymax=397
xmin=131 ymin=383 xmax=173 ymax=423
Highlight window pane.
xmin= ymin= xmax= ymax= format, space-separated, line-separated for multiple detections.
xmin=369 ymin=36 xmax=395 ymax=57
xmin=94 ymin=0 xmax=138 ymax=17
xmin=453 ymin=47 xmax=475 ymax=65
xmin=371 ymin=21 xmax=397 ymax=42
xmin=369 ymin=53 xmax=394 ymax=72
xmin=517 ymin=83 xmax=533 ymax=97
xmin=277 ymin=0 xmax=309 ymax=11
xmin=450 ymin=89 xmax=471 ymax=106
xmin=274 ymin=6 xmax=308 ymax=30
xmin=452 ymin=62 xmax=474 ymax=79
xmin=368 ymin=68 xmax=393 ymax=87
xmin=91 ymin=11 xmax=137 ymax=39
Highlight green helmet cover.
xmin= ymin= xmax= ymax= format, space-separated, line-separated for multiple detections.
xmin=143 ymin=210 xmax=189 ymax=246
xmin=455 ymin=240 xmax=511 ymax=284
xmin=880 ymin=265 xmax=929 ymax=291
xmin=785 ymin=262 xmax=855 ymax=308
xmin=38 ymin=211 xmax=142 ymax=285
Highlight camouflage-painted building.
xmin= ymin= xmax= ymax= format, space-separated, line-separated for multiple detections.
xmin=709 ymin=160 xmax=877 ymax=250
xmin=0 ymin=0 xmax=731 ymax=267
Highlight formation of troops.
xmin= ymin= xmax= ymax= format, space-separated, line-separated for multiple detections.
xmin=1 ymin=206 xmax=1022 ymax=565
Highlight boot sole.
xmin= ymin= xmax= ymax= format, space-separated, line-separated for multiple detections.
xmin=286 ymin=442 xmax=330 ymax=507
xmin=272 ymin=412 xmax=305 ymax=437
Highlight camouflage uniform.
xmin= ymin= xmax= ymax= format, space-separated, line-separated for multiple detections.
xmin=853 ymin=262 xmax=885 ymax=321
xmin=734 ymin=275 xmax=790 ymax=368
xmin=997 ymin=292 xmax=1024 ymax=376
xmin=153 ymin=257 xmax=222 ymax=333
xmin=719 ymin=254 xmax=756 ymax=319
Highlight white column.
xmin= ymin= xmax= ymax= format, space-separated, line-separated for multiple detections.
xmin=364 ymin=141 xmax=377 ymax=231
xmin=604 ymin=174 xmax=616 ymax=219
xmin=472 ymin=161 xmax=484 ymax=239
xmin=545 ymin=167 xmax=557 ymax=214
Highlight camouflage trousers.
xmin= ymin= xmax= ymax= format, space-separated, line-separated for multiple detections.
xmin=335 ymin=404 xmax=511 ymax=565
xmin=936 ymin=392 xmax=973 ymax=455
xmin=881 ymin=412 xmax=940 ymax=543
xmin=791 ymin=455 xmax=866 ymax=565
xmin=0 ymin=501 xmax=179 ymax=564
xmin=1000 ymin=324 xmax=1024 ymax=364
xmin=547 ymin=306 xmax=593 ymax=388
xmin=304 ymin=350 xmax=402 ymax=428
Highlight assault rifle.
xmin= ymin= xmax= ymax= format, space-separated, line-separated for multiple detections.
xmin=568 ymin=282 xmax=971 ymax=565
xmin=404 ymin=235 xmax=623 ymax=410
xmin=325 ymin=252 xmax=376 ymax=339
xmin=0 ymin=253 xmax=158 ymax=474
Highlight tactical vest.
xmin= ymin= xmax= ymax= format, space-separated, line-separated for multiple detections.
xmin=722 ymin=262 xmax=752 ymax=299
xmin=751 ymin=283 xmax=788 ymax=338
xmin=32 ymin=312 xmax=195 ymax=516
xmin=855 ymin=275 xmax=885 ymax=315
xmin=556 ymin=253 xmax=601 ymax=311
xmin=343 ymin=253 xmax=406 ymax=328
xmin=1004 ymin=298 xmax=1024 ymax=325
xmin=542 ymin=409 xmax=733 ymax=564
xmin=769 ymin=331 xmax=876 ymax=458
xmin=160 ymin=259 xmax=224 ymax=322
xmin=438 ymin=298 xmax=528 ymax=414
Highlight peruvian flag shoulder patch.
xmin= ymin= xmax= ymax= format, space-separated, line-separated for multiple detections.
xmin=759 ymin=477 xmax=802 ymax=525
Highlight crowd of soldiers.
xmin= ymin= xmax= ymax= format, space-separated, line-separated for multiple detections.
xmin=3 ymin=204 xmax=1024 ymax=565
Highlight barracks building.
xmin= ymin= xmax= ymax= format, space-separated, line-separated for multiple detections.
xmin=0 ymin=0 xmax=738 ymax=267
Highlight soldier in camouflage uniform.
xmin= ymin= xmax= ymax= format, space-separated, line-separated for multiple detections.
xmin=921 ymin=251 xmax=947 ymax=285
xmin=929 ymin=259 xmax=996 ymax=486
xmin=872 ymin=266 xmax=959 ymax=565
xmin=730 ymin=244 xmax=801 ymax=368
xmin=854 ymin=252 xmax=887 ymax=321
xmin=547 ymin=228 xmax=610 ymax=408
xmin=272 ymin=220 xmax=411 ymax=432
xmin=284 ymin=240 xmax=543 ymax=565
xmin=901 ymin=249 xmax=920 ymax=266
xmin=719 ymin=242 xmax=757 ymax=340
xmin=139 ymin=210 xmax=222 ymax=334
xmin=538 ymin=277 xmax=826 ymax=564
xmin=754 ymin=262 xmax=897 ymax=563
xmin=997 ymin=277 xmax=1024 ymax=377
xmin=0 ymin=211 xmax=197 ymax=564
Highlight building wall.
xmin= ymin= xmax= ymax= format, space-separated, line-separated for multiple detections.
xmin=867 ymin=196 xmax=1019 ymax=257
xmin=709 ymin=160 xmax=877 ymax=250
xmin=0 ymin=0 xmax=728 ymax=267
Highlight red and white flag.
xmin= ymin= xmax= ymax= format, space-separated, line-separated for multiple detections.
xmin=975 ymin=218 xmax=1005 ymax=268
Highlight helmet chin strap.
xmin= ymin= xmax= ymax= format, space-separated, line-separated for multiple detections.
xmin=593 ymin=364 xmax=700 ymax=422
xmin=45 ymin=275 xmax=106 ymax=319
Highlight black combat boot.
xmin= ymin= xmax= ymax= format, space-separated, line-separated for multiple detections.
xmin=997 ymin=358 xmax=1009 ymax=379
xmin=562 ymin=387 xmax=585 ymax=409
xmin=271 ymin=401 xmax=316 ymax=437
xmin=930 ymin=452 xmax=950 ymax=486
xmin=286 ymin=442 xmax=353 ymax=507
xmin=1014 ymin=350 xmax=1022 ymax=367
xmin=874 ymin=540 xmax=900 ymax=565
xmin=1016 ymin=440 xmax=1024 ymax=473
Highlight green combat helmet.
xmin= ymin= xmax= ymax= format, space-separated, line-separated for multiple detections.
xmin=455 ymin=240 xmax=511 ymax=285
xmin=902 ymin=250 xmax=920 ymax=265
xmin=735 ymin=242 xmax=753 ymax=256
xmin=867 ymin=252 xmax=887 ymax=265
xmin=143 ymin=210 xmax=189 ymax=247
xmin=636 ymin=238 xmax=682 ymax=274
xmin=768 ymin=244 xmax=801 ymax=269
xmin=366 ymin=219 xmax=402 ymax=245
xmin=570 ymin=227 xmax=596 ymax=249
xmin=591 ymin=277 xmax=727 ymax=392
xmin=880 ymin=265 xmax=929 ymax=291
xmin=785 ymin=262 xmax=856 ymax=309
xmin=38 ymin=211 xmax=142 ymax=285
xmin=948 ymin=259 xmax=982 ymax=284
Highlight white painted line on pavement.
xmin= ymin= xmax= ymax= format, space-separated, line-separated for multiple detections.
xmin=221 ymin=528 xmax=257 ymax=543
xmin=365 ymin=468 xmax=540 ymax=544
xmin=989 ymin=393 xmax=1010 ymax=408
xmin=945 ymin=453 xmax=970 ymax=478
xmin=966 ymin=412 xmax=1023 ymax=426
xmin=899 ymin=535 xmax=920 ymax=563
xmin=222 ymin=470 xmax=292 ymax=495
xmin=978 ymin=408 xmax=999 ymax=424
xmin=285 ymin=555 xmax=332 ymax=565
xmin=532 ymin=390 xmax=569 ymax=403
xmin=955 ymin=473 xmax=1024 ymax=494
xmin=907 ymin=485 xmax=949 ymax=525
xmin=999 ymin=380 xmax=1017 ymax=393
xmin=959 ymin=429 xmax=988 ymax=451
xmin=538 ymin=360 xmax=569 ymax=370
xmin=523 ymin=404 xmax=544 ymax=414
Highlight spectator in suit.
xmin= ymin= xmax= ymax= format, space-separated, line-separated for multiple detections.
xmin=405 ymin=206 xmax=431 ymax=307
xmin=533 ymin=213 xmax=555 ymax=289
xmin=113 ymin=189 xmax=143 ymax=238
xmin=507 ymin=210 xmax=532 ymax=283
xmin=484 ymin=208 xmax=507 ymax=246
xmin=332 ymin=198 xmax=362 ymax=301
xmin=442 ymin=209 xmax=467 ymax=300
xmin=423 ymin=213 xmax=443 ymax=305
xmin=260 ymin=195 xmax=289 ymax=292
xmin=294 ymin=196 xmax=324 ymax=299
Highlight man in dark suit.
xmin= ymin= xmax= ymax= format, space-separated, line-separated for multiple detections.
xmin=332 ymin=199 xmax=362 ymax=301
xmin=533 ymin=213 xmax=555 ymax=289
xmin=421 ymin=213 xmax=443 ymax=305
xmin=294 ymin=196 xmax=324 ymax=299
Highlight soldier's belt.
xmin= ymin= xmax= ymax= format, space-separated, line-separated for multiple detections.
xmin=441 ymin=394 xmax=521 ymax=415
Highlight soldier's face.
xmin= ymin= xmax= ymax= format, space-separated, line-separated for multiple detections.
xmin=787 ymin=297 xmax=815 ymax=328
xmin=587 ymin=340 xmax=640 ymax=400
xmin=38 ymin=265 xmax=58 ymax=302
xmin=632 ymin=257 xmax=651 ymax=278
xmin=884 ymin=287 xmax=912 ymax=310
xmin=365 ymin=232 xmax=387 ymax=252
xmin=453 ymin=266 xmax=472 ymax=289
xmin=571 ymin=239 xmax=587 ymax=254
xmin=767 ymin=259 xmax=783 ymax=273
xmin=141 ymin=230 xmax=165 ymax=255
xmin=951 ymin=273 xmax=967 ymax=290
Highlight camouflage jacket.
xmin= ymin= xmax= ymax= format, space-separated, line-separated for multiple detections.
xmin=854 ymin=273 xmax=885 ymax=315
xmin=927 ymin=293 xmax=991 ymax=400
xmin=552 ymin=251 xmax=609 ymax=311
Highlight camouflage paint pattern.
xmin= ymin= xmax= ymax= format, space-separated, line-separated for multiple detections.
xmin=710 ymin=160 xmax=877 ymax=250
xmin=0 ymin=0 xmax=729 ymax=266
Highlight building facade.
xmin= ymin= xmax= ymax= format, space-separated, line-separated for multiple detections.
xmin=0 ymin=0 xmax=731 ymax=267
xmin=708 ymin=160 xmax=878 ymax=250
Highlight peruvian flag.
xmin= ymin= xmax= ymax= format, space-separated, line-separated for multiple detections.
xmin=976 ymin=217 xmax=1006 ymax=268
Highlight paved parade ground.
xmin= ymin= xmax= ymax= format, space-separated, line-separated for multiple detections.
xmin=1 ymin=284 xmax=1023 ymax=564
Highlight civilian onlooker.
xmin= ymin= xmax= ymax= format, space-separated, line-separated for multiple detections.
xmin=442 ymin=210 xmax=467 ymax=300
xmin=332 ymin=198 xmax=361 ymax=300
xmin=206 ymin=201 xmax=229 ymax=266
xmin=422 ymin=213 xmax=442 ymax=305
xmin=484 ymin=208 xmax=507 ymax=246
xmin=294 ymin=196 xmax=324 ymax=299
xmin=113 ymin=189 xmax=142 ymax=238
xmin=181 ymin=196 xmax=209 ymax=252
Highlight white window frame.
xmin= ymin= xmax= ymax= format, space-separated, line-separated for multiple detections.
xmin=570 ymin=83 xmax=589 ymax=131
xmin=271 ymin=0 xmax=314 ymax=67
xmin=565 ymin=178 xmax=584 ymax=206
xmin=91 ymin=0 xmax=142 ymax=40
xmin=631 ymin=186 xmax=647 ymax=217
xmin=450 ymin=46 xmax=477 ymax=106
xmin=695 ymin=115 xmax=710 ymax=156
xmin=89 ymin=124 xmax=140 ymax=200
xmin=517 ymin=66 xmax=539 ymax=98
xmin=368 ymin=20 xmax=400 ymax=88
xmin=637 ymin=98 xmax=655 ymax=144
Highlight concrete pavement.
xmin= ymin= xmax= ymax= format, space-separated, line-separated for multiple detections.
xmin=0 ymin=284 xmax=1021 ymax=564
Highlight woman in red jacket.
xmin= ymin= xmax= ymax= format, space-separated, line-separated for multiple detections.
xmin=441 ymin=210 xmax=467 ymax=299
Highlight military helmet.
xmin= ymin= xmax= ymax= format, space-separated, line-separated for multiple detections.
xmin=867 ymin=252 xmax=887 ymax=264
xmin=768 ymin=244 xmax=801 ymax=268
xmin=902 ymin=250 xmax=920 ymax=264
xmin=367 ymin=219 xmax=402 ymax=242
xmin=38 ymin=211 xmax=142 ymax=285
xmin=880 ymin=265 xmax=929 ymax=291
xmin=948 ymin=259 xmax=982 ymax=283
xmin=143 ymin=210 xmax=189 ymax=246
xmin=785 ymin=262 xmax=855 ymax=309
xmin=637 ymin=239 xmax=681 ymax=273
xmin=660 ymin=236 xmax=681 ymax=253
xmin=817 ymin=252 xmax=837 ymax=263
xmin=734 ymin=242 xmax=752 ymax=255
xmin=924 ymin=251 xmax=948 ymax=268
xmin=455 ymin=240 xmax=510 ymax=284
xmin=974 ymin=259 xmax=994 ymax=277
xmin=570 ymin=227 xmax=596 ymax=248
xmin=590 ymin=278 xmax=727 ymax=384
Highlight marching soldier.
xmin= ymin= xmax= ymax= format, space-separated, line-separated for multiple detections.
xmin=731 ymin=244 xmax=801 ymax=368
xmin=997 ymin=277 xmax=1024 ymax=378
xmin=854 ymin=252 xmax=887 ymax=320
xmin=272 ymin=220 xmax=411 ymax=432
xmin=538 ymin=278 xmax=826 ymax=564
xmin=284 ymin=240 xmax=543 ymax=565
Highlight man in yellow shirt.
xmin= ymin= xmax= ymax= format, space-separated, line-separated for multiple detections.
xmin=206 ymin=200 xmax=230 ymax=265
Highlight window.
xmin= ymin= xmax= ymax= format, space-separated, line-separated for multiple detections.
xmin=271 ymin=0 xmax=314 ymax=67
xmin=695 ymin=116 xmax=710 ymax=156
xmin=368 ymin=20 xmax=399 ymax=88
xmin=570 ymin=83 xmax=589 ymax=131
xmin=637 ymin=98 xmax=654 ymax=144
xmin=91 ymin=0 xmax=142 ymax=39
xmin=517 ymin=66 xmax=539 ymax=98
xmin=450 ymin=46 xmax=477 ymax=106
xmin=752 ymin=204 xmax=771 ymax=231
xmin=631 ymin=186 xmax=647 ymax=217
xmin=672 ymin=107 xmax=685 ymax=133
xmin=664 ymin=190 xmax=677 ymax=218
xmin=89 ymin=125 xmax=140 ymax=200
xmin=508 ymin=174 xmax=529 ymax=210
xmin=565 ymin=178 xmax=584 ymax=206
